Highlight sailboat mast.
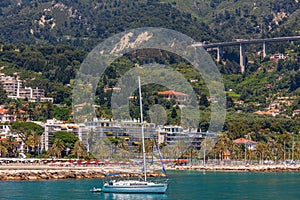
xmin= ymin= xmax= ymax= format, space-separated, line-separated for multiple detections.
xmin=138 ymin=76 xmax=147 ymax=181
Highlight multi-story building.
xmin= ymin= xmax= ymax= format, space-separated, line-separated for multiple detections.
xmin=0 ymin=73 xmax=53 ymax=102
xmin=0 ymin=73 xmax=22 ymax=96
xmin=79 ymin=118 xmax=156 ymax=153
xmin=0 ymin=124 xmax=24 ymax=153
xmin=157 ymin=125 xmax=204 ymax=150
xmin=40 ymin=119 xmax=79 ymax=151
xmin=0 ymin=124 xmax=12 ymax=139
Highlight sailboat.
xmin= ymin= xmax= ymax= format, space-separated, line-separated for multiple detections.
xmin=101 ymin=76 xmax=168 ymax=194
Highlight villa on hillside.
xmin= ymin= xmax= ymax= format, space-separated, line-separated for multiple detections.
xmin=0 ymin=106 xmax=27 ymax=123
xmin=234 ymin=138 xmax=257 ymax=150
xmin=293 ymin=110 xmax=300 ymax=116
xmin=253 ymin=109 xmax=280 ymax=117
xmin=270 ymin=53 xmax=287 ymax=62
xmin=157 ymin=90 xmax=189 ymax=102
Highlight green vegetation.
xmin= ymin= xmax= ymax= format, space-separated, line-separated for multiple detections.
xmin=0 ymin=0 xmax=299 ymax=159
xmin=11 ymin=122 xmax=44 ymax=156
xmin=209 ymin=131 xmax=300 ymax=162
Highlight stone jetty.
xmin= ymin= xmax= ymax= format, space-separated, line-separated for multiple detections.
xmin=0 ymin=165 xmax=165 ymax=181
xmin=1 ymin=164 xmax=299 ymax=181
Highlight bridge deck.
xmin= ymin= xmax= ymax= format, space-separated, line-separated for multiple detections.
xmin=193 ymin=36 xmax=300 ymax=49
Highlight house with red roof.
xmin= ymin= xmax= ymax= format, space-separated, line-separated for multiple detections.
xmin=234 ymin=137 xmax=257 ymax=150
xmin=157 ymin=90 xmax=189 ymax=102
xmin=0 ymin=108 xmax=16 ymax=123
xmin=293 ymin=110 xmax=300 ymax=117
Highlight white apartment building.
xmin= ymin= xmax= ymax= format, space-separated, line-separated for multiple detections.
xmin=40 ymin=119 xmax=79 ymax=151
xmin=0 ymin=73 xmax=53 ymax=102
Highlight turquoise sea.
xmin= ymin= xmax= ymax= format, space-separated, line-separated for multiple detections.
xmin=0 ymin=171 xmax=299 ymax=200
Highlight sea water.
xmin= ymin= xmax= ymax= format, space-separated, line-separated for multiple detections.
xmin=0 ymin=171 xmax=299 ymax=200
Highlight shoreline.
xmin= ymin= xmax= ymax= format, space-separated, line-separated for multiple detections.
xmin=0 ymin=164 xmax=299 ymax=181
xmin=0 ymin=165 xmax=165 ymax=181
xmin=167 ymin=164 xmax=300 ymax=172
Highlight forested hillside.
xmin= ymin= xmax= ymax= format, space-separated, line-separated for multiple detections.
xmin=0 ymin=0 xmax=217 ymax=51
xmin=165 ymin=0 xmax=300 ymax=40
xmin=0 ymin=0 xmax=299 ymax=132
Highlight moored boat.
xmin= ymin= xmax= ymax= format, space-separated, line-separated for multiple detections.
xmin=102 ymin=180 xmax=168 ymax=193
xmin=101 ymin=76 xmax=168 ymax=194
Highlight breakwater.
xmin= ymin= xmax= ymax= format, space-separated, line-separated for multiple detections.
xmin=0 ymin=166 xmax=165 ymax=181
xmin=1 ymin=164 xmax=299 ymax=181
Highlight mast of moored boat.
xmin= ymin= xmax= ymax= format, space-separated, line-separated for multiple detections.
xmin=138 ymin=76 xmax=147 ymax=182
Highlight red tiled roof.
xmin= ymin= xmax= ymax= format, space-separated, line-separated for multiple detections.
xmin=234 ymin=138 xmax=257 ymax=144
xmin=19 ymin=109 xmax=26 ymax=113
xmin=0 ymin=109 xmax=8 ymax=114
xmin=157 ymin=90 xmax=189 ymax=96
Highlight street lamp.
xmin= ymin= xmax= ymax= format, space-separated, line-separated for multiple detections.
xmin=292 ymin=133 xmax=294 ymax=162
xmin=203 ymin=137 xmax=206 ymax=166
xmin=244 ymin=140 xmax=247 ymax=164
xmin=178 ymin=151 xmax=182 ymax=166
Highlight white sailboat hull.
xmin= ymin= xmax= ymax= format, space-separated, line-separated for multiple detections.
xmin=102 ymin=181 xmax=168 ymax=194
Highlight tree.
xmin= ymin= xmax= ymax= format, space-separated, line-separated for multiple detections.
xmin=0 ymin=140 xmax=8 ymax=157
xmin=50 ymin=131 xmax=79 ymax=155
xmin=72 ymin=140 xmax=87 ymax=159
xmin=11 ymin=122 xmax=43 ymax=155
xmin=199 ymin=95 xmax=210 ymax=107
xmin=91 ymin=138 xmax=111 ymax=159
xmin=171 ymin=108 xmax=177 ymax=119
xmin=48 ymin=138 xmax=65 ymax=158
xmin=255 ymin=141 xmax=267 ymax=164
xmin=52 ymin=106 xmax=71 ymax=121
xmin=0 ymin=83 xmax=8 ymax=104
xmin=183 ymin=147 xmax=199 ymax=164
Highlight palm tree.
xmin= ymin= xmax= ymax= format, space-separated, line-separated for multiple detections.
xmin=144 ymin=138 xmax=154 ymax=162
xmin=230 ymin=143 xmax=242 ymax=160
xmin=279 ymin=132 xmax=291 ymax=161
xmin=161 ymin=145 xmax=172 ymax=159
xmin=117 ymin=138 xmax=129 ymax=159
xmin=214 ymin=134 xmax=231 ymax=161
xmin=183 ymin=147 xmax=199 ymax=165
xmin=91 ymin=139 xmax=111 ymax=159
xmin=0 ymin=141 xmax=8 ymax=157
xmin=72 ymin=140 xmax=87 ymax=159
xmin=108 ymin=137 xmax=119 ymax=155
xmin=5 ymin=136 xmax=17 ymax=157
xmin=48 ymin=138 xmax=65 ymax=158
xmin=255 ymin=141 xmax=266 ymax=164
xmin=172 ymin=141 xmax=188 ymax=159
xmin=26 ymin=131 xmax=41 ymax=155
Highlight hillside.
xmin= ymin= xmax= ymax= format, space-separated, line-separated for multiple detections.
xmin=0 ymin=0 xmax=299 ymax=129
xmin=164 ymin=0 xmax=300 ymax=41
xmin=0 ymin=0 xmax=218 ymax=51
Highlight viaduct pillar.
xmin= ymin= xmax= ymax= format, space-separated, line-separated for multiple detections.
xmin=240 ymin=43 xmax=246 ymax=73
xmin=216 ymin=46 xmax=223 ymax=62
xmin=263 ymin=42 xmax=268 ymax=58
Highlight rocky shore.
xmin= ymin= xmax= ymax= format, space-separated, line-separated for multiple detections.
xmin=0 ymin=165 xmax=165 ymax=181
xmin=0 ymin=164 xmax=299 ymax=181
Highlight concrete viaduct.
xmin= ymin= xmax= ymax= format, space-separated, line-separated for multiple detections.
xmin=193 ymin=36 xmax=300 ymax=73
